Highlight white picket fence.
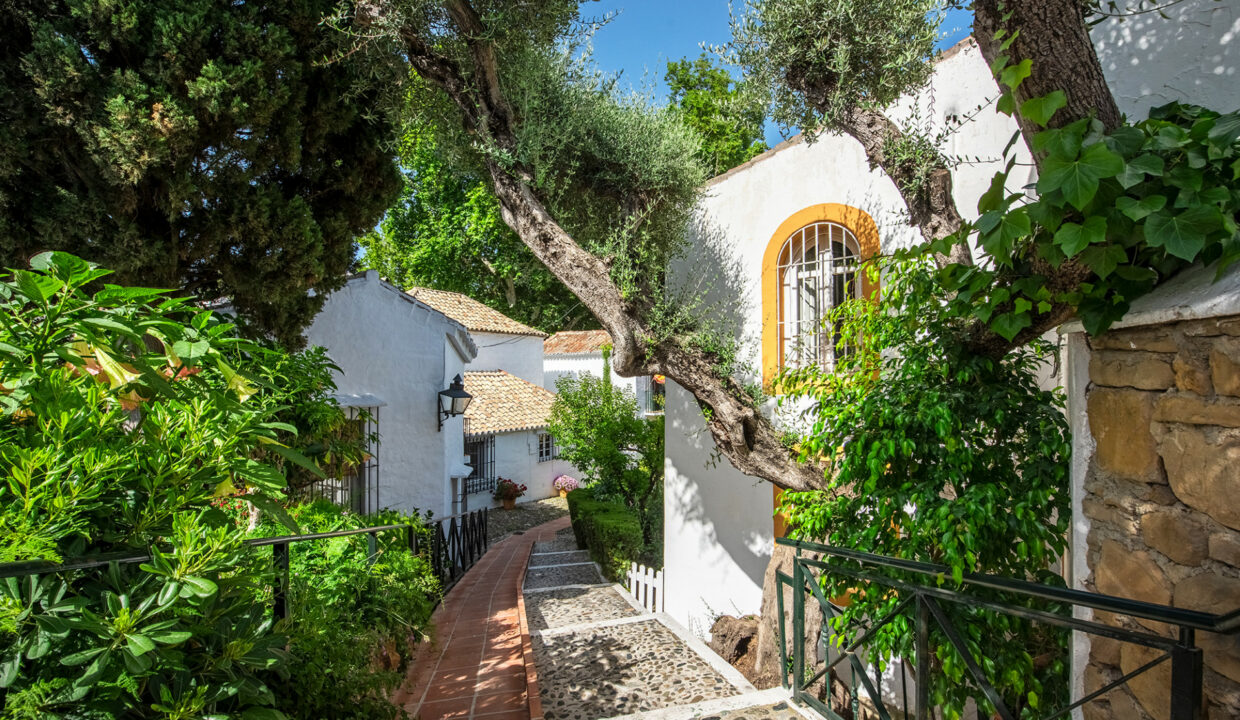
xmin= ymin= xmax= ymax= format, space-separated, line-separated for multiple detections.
xmin=625 ymin=561 xmax=664 ymax=613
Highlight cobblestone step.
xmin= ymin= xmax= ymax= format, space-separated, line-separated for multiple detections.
xmin=529 ymin=550 xmax=592 ymax=567
xmin=521 ymin=544 xmax=762 ymax=720
xmin=600 ymin=688 xmax=807 ymax=720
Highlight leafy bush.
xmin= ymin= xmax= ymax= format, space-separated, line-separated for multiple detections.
xmin=566 ymin=489 xmax=645 ymax=582
xmin=776 ymin=258 xmax=1071 ymax=718
xmin=549 ymin=366 xmax=663 ymax=555
xmin=248 ymin=502 xmax=439 ymax=720
xmin=0 ymin=253 xmax=301 ymax=718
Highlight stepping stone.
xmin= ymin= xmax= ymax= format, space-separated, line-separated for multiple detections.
xmin=529 ymin=550 xmax=591 ymax=567
xmin=532 ymin=619 xmax=739 ymax=720
xmin=525 ymin=586 xmax=640 ymax=630
xmin=524 ymin=563 xmax=605 ymax=589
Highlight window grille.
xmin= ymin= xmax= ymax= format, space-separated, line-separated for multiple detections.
xmin=537 ymin=433 xmax=556 ymax=462
xmin=464 ymin=434 xmax=496 ymax=495
xmin=299 ymin=406 xmax=380 ymax=514
xmin=777 ymin=221 xmax=860 ymax=370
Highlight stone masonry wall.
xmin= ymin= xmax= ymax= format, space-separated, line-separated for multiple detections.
xmin=1083 ymin=315 xmax=1240 ymax=720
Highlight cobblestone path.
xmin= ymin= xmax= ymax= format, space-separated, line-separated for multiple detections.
xmin=520 ymin=530 xmax=814 ymax=720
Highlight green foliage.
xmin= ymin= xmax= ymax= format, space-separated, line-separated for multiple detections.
xmin=776 ymin=258 xmax=1071 ymax=718
xmin=665 ymin=54 xmax=769 ymax=176
xmin=566 ymin=488 xmax=645 ymax=582
xmin=0 ymin=0 xmax=405 ymax=344
xmin=358 ymin=125 xmax=594 ymax=333
xmin=548 ymin=370 xmax=663 ymax=552
xmin=933 ymin=101 xmax=1240 ymax=340
xmin=0 ymin=253 xmax=296 ymax=718
xmin=732 ymin=0 xmax=941 ymax=136
xmin=249 ymin=501 xmax=439 ymax=720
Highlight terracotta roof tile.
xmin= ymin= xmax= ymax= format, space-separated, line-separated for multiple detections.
xmin=407 ymin=287 xmax=547 ymax=338
xmin=543 ymin=329 xmax=612 ymax=355
xmin=463 ymin=370 xmax=556 ymax=435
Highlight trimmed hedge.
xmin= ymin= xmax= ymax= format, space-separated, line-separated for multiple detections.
xmin=566 ymin=488 xmax=644 ymax=582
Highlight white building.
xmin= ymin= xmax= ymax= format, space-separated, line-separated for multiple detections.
xmin=302 ymin=270 xmax=476 ymax=518
xmin=665 ymin=0 xmax=1239 ymax=641
xmin=408 ymin=287 xmax=578 ymax=507
xmin=543 ymin=329 xmax=664 ymax=416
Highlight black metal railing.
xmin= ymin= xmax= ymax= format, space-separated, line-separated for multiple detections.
xmin=428 ymin=507 xmax=489 ymax=591
xmin=0 ymin=508 xmax=491 ymax=619
xmin=775 ymin=536 xmax=1240 ymax=720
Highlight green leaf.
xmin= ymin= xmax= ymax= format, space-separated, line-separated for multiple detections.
xmin=1019 ymin=91 xmax=1066 ymax=128
xmin=267 ymin=444 xmax=326 ymax=479
xmin=180 ymin=576 xmax=218 ymax=598
xmin=126 ymin=634 xmax=156 ymax=656
xmin=991 ymin=312 xmax=1032 ymax=342
xmin=242 ymin=708 xmax=289 ymax=720
xmin=979 ymin=208 xmax=1031 ymax=260
xmin=1079 ymin=245 xmax=1129 ymax=279
xmin=1054 ymin=216 xmax=1107 ymax=258
xmin=148 ymin=630 xmax=192 ymax=645
xmin=247 ymin=493 xmax=301 ymax=534
xmin=60 ymin=647 xmax=105 ymax=666
xmin=1208 ymin=112 xmax=1240 ymax=146
xmin=999 ymin=59 xmax=1032 ymax=91
xmin=1145 ymin=206 xmax=1223 ymax=260
xmin=1116 ymin=194 xmax=1167 ymax=221
xmin=1037 ymin=144 xmax=1125 ymax=210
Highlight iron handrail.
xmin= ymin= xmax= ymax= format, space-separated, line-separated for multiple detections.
xmin=776 ymin=535 xmax=1220 ymax=720
xmin=776 ymin=536 xmax=1239 ymax=634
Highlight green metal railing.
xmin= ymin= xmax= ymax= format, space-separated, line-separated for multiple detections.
xmin=776 ymin=536 xmax=1240 ymax=720
xmin=0 ymin=507 xmax=489 ymax=619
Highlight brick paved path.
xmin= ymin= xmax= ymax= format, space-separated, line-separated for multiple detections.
xmin=396 ymin=516 xmax=571 ymax=720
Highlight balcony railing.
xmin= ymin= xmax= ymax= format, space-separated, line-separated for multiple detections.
xmin=775 ymin=536 xmax=1240 ymax=720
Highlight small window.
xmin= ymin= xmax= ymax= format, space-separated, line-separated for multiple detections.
xmin=777 ymin=221 xmax=861 ymax=370
xmin=537 ymin=433 xmax=556 ymax=462
xmin=464 ymin=434 xmax=496 ymax=494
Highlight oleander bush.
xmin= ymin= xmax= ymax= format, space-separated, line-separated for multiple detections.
xmin=0 ymin=253 xmax=439 ymax=720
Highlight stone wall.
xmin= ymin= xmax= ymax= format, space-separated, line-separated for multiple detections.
xmin=1082 ymin=315 xmax=1240 ymax=720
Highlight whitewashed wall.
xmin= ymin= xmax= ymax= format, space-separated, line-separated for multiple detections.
xmin=305 ymin=271 xmax=475 ymax=519
xmin=489 ymin=429 xmax=577 ymax=504
xmin=472 ymin=332 xmax=545 ymax=385
xmin=665 ymin=40 xmax=1028 ymax=637
xmin=543 ymin=352 xmax=642 ymax=403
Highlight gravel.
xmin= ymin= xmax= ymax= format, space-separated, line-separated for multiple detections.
xmin=487 ymin=496 xmax=569 ymax=545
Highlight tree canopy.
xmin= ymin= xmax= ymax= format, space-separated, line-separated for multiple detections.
xmin=358 ymin=125 xmax=596 ymax=332
xmin=0 ymin=0 xmax=405 ymax=344
xmin=665 ymin=54 xmax=768 ymax=177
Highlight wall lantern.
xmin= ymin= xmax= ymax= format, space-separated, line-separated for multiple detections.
xmin=438 ymin=374 xmax=472 ymax=431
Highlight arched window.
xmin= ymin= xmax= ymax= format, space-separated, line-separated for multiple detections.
xmin=776 ymin=221 xmax=861 ymax=370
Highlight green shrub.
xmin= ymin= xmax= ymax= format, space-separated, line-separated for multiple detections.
xmin=0 ymin=253 xmax=301 ymax=718
xmin=249 ymin=501 xmax=440 ymax=720
xmin=567 ymin=489 xmax=644 ymax=582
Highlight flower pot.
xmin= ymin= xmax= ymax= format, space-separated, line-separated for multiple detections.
xmin=502 ymin=498 xmax=515 ymax=510
xmin=558 ymin=489 xmax=568 ymax=498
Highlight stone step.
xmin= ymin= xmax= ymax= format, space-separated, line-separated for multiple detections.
xmin=529 ymin=549 xmax=591 ymax=566
xmin=532 ymin=536 xmax=581 ymax=554
xmin=524 ymin=562 xmax=606 ymax=590
xmin=600 ymin=688 xmax=806 ymax=720
xmin=525 ymin=585 xmax=642 ymax=631
xmin=532 ymin=617 xmax=752 ymax=720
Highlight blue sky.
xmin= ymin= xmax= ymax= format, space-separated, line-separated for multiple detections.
xmin=585 ymin=1 xmax=973 ymax=145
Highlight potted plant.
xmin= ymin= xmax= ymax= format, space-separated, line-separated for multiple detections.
xmin=494 ymin=477 xmax=527 ymax=510
xmin=552 ymin=474 xmax=579 ymax=498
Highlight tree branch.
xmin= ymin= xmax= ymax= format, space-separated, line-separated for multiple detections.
xmin=400 ymin=3 xmax=824 ymax=494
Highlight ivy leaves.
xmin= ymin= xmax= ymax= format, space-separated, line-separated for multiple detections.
xmin=935 ymin=100 xmax=1240 ymax=340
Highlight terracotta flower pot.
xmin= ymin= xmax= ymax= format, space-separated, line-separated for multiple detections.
xmin=502 ymin=498 xmax=515 ymax=510
xmin=558 ymin=489 xmax=568 ymax=498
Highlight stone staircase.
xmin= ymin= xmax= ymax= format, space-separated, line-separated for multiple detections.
xmin=519 ymin=531 xmax=814 ymax=720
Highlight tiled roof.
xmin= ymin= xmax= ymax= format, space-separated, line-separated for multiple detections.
xmin=463 ymin=370 xmax=556 ymax=435
xmin=407 ymin=287 xmax=546 ymax=338
xmin=543 ymin=329 xmax=612 ymax=355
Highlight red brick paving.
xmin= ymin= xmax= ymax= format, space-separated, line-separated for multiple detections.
xmin=396 ymin=516 xmax=571 ymax=720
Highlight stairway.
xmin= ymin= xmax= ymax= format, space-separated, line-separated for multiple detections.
xmin=519 ymin=530 xmax=814 ymax=720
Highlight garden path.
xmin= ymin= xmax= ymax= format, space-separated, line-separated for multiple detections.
xmin=521 ymin=529 xmax=811 ymax=720
xmin=396 ymin=516 xmax=571 ymax=720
